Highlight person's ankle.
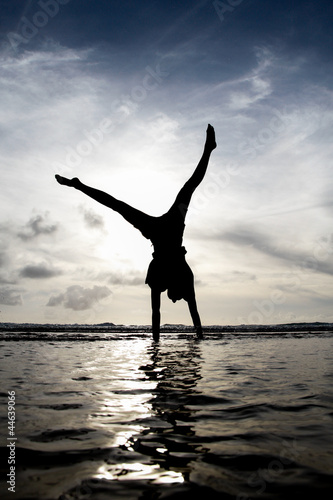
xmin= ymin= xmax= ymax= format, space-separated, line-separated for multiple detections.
xmin=72 ymin=177 xmax=80 ymax=189
xmin=203 ymin=145 xmax=212 ymax=155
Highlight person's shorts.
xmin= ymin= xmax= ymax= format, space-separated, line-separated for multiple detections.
xmin=145 ymin=252 xmax=194 ymax=302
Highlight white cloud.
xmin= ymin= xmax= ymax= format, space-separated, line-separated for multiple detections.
xmin=106 ymin=270 xmax=145 ymax=286
xmin=47 ymin=285 xmax=112 ymax=311
xmin=17 ymin=214 xmax=58 ymax=240
xmin=79 ymin=206 xmax=105 ymax=230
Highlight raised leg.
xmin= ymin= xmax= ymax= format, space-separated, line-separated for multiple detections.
xmin=55 ymin=175 xmax=152 ymax=238
xmin=151 ymin=289 xmax=161 ymax=341
xmin=170 ymin=124 xmax=217 ymax=218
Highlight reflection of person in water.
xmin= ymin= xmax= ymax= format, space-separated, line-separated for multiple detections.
xmin=134 ymin=342 xmax=202 ymax=476
xmin=56 ymin=124 xmax=217 ymax=340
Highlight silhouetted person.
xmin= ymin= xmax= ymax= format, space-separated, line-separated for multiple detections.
xmin=56 ymin=124 xmax=217 ymax=340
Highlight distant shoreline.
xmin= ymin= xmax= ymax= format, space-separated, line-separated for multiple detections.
xmin=1 ymin=322 xmax=332 ymax=334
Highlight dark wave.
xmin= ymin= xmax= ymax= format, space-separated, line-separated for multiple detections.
xmin=0 ymin=321 xmax=332 ymax=342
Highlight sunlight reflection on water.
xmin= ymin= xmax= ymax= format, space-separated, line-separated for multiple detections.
xmin=95 ymin=462 xmax=184 ymax=484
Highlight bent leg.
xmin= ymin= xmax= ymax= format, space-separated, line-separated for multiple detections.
xmin=55 ymin=175 xmax=152 ymax=237
xmin=170 ymin=124 xmax=217 ymax=218
xmin=151 ymin=288 xmax=161 ymax=341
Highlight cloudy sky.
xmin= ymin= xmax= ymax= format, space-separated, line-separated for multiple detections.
xmin=0 ymin=0 xmax=333 ymax=326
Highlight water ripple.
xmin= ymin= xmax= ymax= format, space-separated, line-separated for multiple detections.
xmin=0 ymin=333 xmax=332 ymax=499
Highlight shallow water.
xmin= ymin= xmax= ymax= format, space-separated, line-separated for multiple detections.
xmin=1 ymin=332 xmax=333 ymax=499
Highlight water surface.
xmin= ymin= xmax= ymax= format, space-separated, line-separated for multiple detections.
xmin=0 ymin=331 xmax=332 ymax=499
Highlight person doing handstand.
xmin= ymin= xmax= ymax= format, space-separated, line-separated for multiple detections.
xmin=56 ymin=124 xmax=217 ymax=340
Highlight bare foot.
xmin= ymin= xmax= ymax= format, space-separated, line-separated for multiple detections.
xmin=55 ymin=175 xmax=80 ymax=187
xmin=205 ymin=124 xmax=217 ymax=152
